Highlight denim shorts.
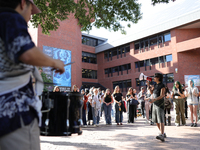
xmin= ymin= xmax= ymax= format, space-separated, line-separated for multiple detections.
xmin=188 ymin=103 xmax=199 ymax=106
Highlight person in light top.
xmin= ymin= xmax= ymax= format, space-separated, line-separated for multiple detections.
xmin=185 ymin=80 xmax=199 ymax=127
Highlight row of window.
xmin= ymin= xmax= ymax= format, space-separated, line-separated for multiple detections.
xmin=136 ymin=73 xmax=174 ymax=87
xmin=135 ymin=54 xmax=172 ymax=68
xmin=104 ymin=45 xmax=130 ymax=60
xmin=105 ymin=63 xmax=131 ymax=75
xmin=113 ymin=79 xmax=132 ymax=92
xmin=82 ymin=52 xmax=97 ymax=64
xmin=82 ymin=69 xmax=97 ymax=79
xmin=134 ymin=32 xmax=171 ymax=50
xmin=82 ymin=36 xmax=104 ymax=47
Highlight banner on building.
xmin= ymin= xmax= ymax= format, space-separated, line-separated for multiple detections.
xmin=43 ymin=46 xmax=72 ymax=88
xmin=184 ymin=75 xmax=200 ymax=86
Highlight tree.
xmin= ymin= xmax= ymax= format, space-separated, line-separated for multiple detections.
xmin=31 ymin=0 xmax=175 ymax=35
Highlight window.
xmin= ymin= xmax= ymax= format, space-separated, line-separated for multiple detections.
xmin=149 ymin=37 xmax=157 ymax=46
xmin=122 ymin=64 xmax=127 ymax=71
xmin=164 ymin=33 xmax=171 ymax=42
xmin=82 ymin=52 xmax=97 ymax=64
xmin=82 ymin=69 xmax=97 ymax=79
xmin=112 ymin=49 xmax=117 ymax=56
xmin=166 ymin=54 xmax=172 ymax=62
xmin=104 ymin=52 xmax=108 ymax=59
xmin=113 ymin=79 xmax=132 ymax=92
xmin=167 ymin=73 xmax=174 ymax=83
xmin=145 ymin=60 xmax=150 ymax=66
xmin=136 ymin=78 xmax=140 ymax=86
xmin=112 ymin=67 xmax=118 ymax=73
xmin=135 ymin=62 xmax=139 ymax=68
xmin=82 ymin=36 xmax=103 ymax=47
xmin=118 ymin=48 xmax=122 ymax=55
xmin=140 ymin=41 xmax=144 ymax=49
xmin=158 ymin=36 xmax=163 ymax=43
xmin=134 ymin=42 xmax=140 ymax=50
xmin=145 ymin=40 xmax=148 ymax=47
xmin=139 ymin=61 xmax=145 ymax=67
xmin=136 ymin=78 xmax=147 ymax=87
xmin=150 ymin=57 xmax=159 ymax=65
xmin=159 ymin=56 xmax=164 ymax=63
xmin=105 ymin=69 xmax=108 ymax=74
xmin=125 ymin=45 xmax=130 ymax=52
xmin=127 ymin=64 xmax=131 ymax=70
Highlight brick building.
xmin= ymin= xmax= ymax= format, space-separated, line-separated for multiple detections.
xmin=29 ymin=1 xmax=200 ymax=94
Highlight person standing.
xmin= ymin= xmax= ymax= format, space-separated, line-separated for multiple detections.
xmin=0 ymin=1 xmax=65 ymax=149
xmin=103 ymin=89 xmax=114 ymax=125
xmin=133 ymin=89 xmax=138 ymax=120
xmin=113 ymin=86 xmax=123 ymax=125
xmin=81 ymin=89 xmax=88 ymax=127
xmin=91 ymin=88 xmax=101 ymax=127
xmin=144 ymin=81 xmax=152 ymax=124
xmin=185 ymin=80 xmax=199 ymax=127
xmin=149 ymin=73 xmax=166 ymax=142
xmin=138 ymin=87 xmax=146 ymax=118
xmin=172 ymin=81 xmax=186 ymax=127
xmin=126 ymin=87 xmax=138 ymax=123
xmin=182 ymin=84 xmax=188 ymax=119
xmin=87 ymin=88 xmax=93 ymax=125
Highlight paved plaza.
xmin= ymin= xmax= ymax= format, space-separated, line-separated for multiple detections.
xmin=40 ymin=111 xmax=200 ymax=150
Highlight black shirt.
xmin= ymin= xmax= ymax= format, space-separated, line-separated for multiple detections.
xmin=113 ymin=93 xmax=123 ymax=102
xmin=153 ymin=82 xmax=165 ymax=109
xmin=126 ymin=94 xmax=135 ymax=103
xmin=104 ymin=95 xmax=112 ymax=103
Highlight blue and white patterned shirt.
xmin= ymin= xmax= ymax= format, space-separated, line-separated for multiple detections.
xmin=0 ymin=8 xmax=37 ymax=137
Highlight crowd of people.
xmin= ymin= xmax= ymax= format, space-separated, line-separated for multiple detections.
xmin=54 ymin=75 xmax=200 ymax=141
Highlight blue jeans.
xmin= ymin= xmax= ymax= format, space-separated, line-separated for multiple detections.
xmin=104 ymin=103 xmax=112 ymax=124
xmin=115 ymin=103 xmax=123 ymax=123
xmin=82 ymin=108 xmax=87 ymax=125
xmin=92 ymin=107 xmax=100 ymax=125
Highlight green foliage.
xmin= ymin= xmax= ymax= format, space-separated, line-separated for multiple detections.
xmin=31 ymin=0 xmax=175 ymax=35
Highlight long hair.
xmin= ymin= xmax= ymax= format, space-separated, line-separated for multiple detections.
xmin=104 ymin=89 xmax=111 ymax=98
xmin=188 ymin=79 xmax=194 ymax=88
xmin=127 ymin=87 xmax=134 ymax=96
xmin=53 ymin=86 xmax=60 ymax=92
xmin=173 ymin=81 xmax=182 ymax=92
xmin=113 ymin=85 xmax=121 ymax=95
xmin=165 ymin=86 xmax=170 ymax=95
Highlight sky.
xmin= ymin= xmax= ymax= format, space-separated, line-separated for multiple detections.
xmin=82 ymin=0 xmax=185 ymax=42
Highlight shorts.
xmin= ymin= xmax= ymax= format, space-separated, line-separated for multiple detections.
xmin=188 ymin=103 xmax=199 ymax=106
xmin=152 ymin=103 xmax=164 ymax=123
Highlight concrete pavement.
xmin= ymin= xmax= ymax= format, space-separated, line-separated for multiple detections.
xmin=40 ymin=112 xmax=200 ymax=150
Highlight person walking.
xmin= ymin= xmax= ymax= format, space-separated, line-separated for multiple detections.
xmin=185 ymin=80 xmax=199 ymax=127
xmin=172 ymin=81 xmax=186 ymax=127
xmin=113 ymin=86 xmax=123 ymax=125
xmin=0 ymin=1 xmax=65 ymax=149
xmin=103 ymin=89 xmax=114 ymax=125
xmin=87 ymin=88 xmax=93 ymax=125
xmin=126 ymin=87 xmax=138 ymax=123
xmin=182 ymin=84 xmax=188 ymax=119
xmin=81 ymin=89 xmax=88 ymax=127
xmin=138 ymin=87 xmax=146 ymax=118
xmin=149 ymin=73 xmax=166 ymax=142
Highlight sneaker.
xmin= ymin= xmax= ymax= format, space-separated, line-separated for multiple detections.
xmin=156 ymin=134 xmax=165 ymax=142
xmin=135 ymin=118 xmax=137 ymax=121
xmin=83 ymin=125 xmax=87 ymax=128
xmin=182 ymin=124 xmax=187 ymax=126
xmin=190 ymin=123 xmax=194 ymax=127
xmin=108 ymin=123 xmax=112 ymax=125
xmin=194 ymin=123 xmax=197 ymax=127
xmin=93 ymin=125 xmax=97 ymax=127
xmin=117 ymin=123 xmax=119 ymax=125
xmin=175 ymin=123 xmax=179 ymax=127
xmin=163 ymin=133 xmax=167 ymax=138
xmin=120 ymin=123 xmax=123 ymax=125
xmin=150 ymin=121 xmax=154 ymax=125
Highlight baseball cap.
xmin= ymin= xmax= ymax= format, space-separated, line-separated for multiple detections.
xmin=29 ymin=0 xmax=41 ymax=14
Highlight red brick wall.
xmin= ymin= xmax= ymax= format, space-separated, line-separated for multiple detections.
xmin=177 ymin=49 xmax=200 ymax=87
xmin=37 ymin=14 xmax=82 ymax=89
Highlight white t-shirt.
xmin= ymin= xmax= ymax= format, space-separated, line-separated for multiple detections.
xmin=185 ymin=87 xmax=199 ymax=104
